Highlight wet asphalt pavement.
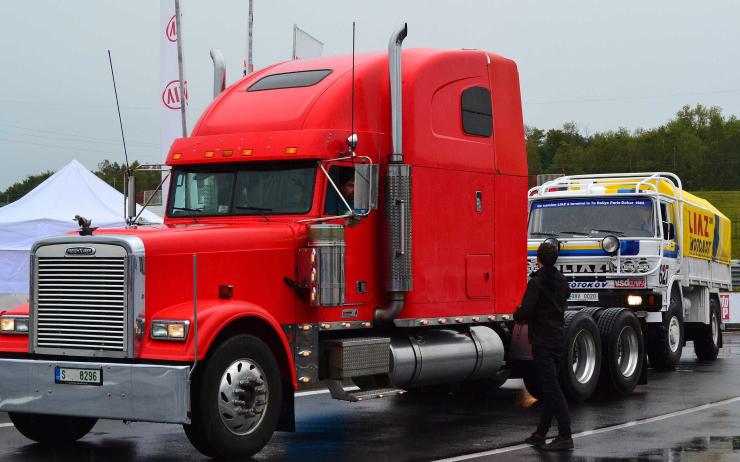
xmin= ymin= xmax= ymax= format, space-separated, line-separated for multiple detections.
xmin=1 ymin=333 xmax=739 ymax=461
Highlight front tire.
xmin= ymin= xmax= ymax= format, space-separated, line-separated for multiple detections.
xmin=560 ymin=311 xmax=602 ymax=402
xmin=596 ymin=308 xmax=645 ymax=396
xmin=647 ymin=288 xmax=684 ymax=370
xmin=183 ymin=334 xmax=282 ymax=459
xmin=9 ymin=413 xmax=97 ymax=445
xmin=694 ymin=298 xmax=722 ymax=361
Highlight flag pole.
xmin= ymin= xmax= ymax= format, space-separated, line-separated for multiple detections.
xmin=292 ymin=24 xmax=297 ymax=60
xmin=246 ymin=0 xmax=254 ymax=75
xmin=174 ymin=0 xmax=187 ymax=137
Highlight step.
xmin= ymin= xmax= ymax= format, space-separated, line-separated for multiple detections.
xmin=327 ymin=381 xmax=405 ymax=402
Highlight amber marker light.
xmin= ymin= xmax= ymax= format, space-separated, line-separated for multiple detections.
xmin=173 ymin=153 xmax=182 ymax=160
xmin=241 ymin=149 xmax=253 ymax=156
xmin=284 ymin=147 xmax=298 ymax=154
xmin=204 ymin=151 xmax=215 ymax=158
xmin=222 ymin=150 xmax=233 ymax=157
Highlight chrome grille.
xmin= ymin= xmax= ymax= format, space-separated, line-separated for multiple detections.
xmin=35 ymin=256 xmax=127 ymax=352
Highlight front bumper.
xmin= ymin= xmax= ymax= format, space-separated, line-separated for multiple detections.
xmin=0 ymin=358 xmax=190 ymax=424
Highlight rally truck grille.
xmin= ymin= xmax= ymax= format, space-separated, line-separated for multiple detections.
xmin=34 ymin=256 xmax=127 ymax=353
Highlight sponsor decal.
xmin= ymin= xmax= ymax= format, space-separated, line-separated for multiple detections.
xmin=559 ymin=263 xmax=608 ymax=274
xmin=719 ymin=294 xmax=730 ymax=322
xmin=165 ymin=14 xmax=177 ymax=42
xmin=532 ymin=198 xmax=651 ymax=209
xmin=683 ymin=205 xmax=715 ymax=260
xmin=658 ymin=264 xmax=669 ymax=285
xmin=613 ymin=278 xmax=647 ymax=288
xmin=65 ymin=247 xmax=96 ymax=256
xmin=162 ymin=79 xmax=188 ymax=110
xmin=569 ymin=281 xmax=609 ymax=289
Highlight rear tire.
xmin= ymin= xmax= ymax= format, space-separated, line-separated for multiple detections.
xmin=596 ymin=308 xmax=645 ymax=396
xmin=694 ymin=298 xmax=722 ymax=361
xmin=647 ymin=288 xmax=683 ymax=370
xmin=183 ymin=334 xmax=282 ymax=459
xmin=9 ymin=413 xmax=97 ymax=445
xmin=560 ymin=311 xmax=602 ymax=402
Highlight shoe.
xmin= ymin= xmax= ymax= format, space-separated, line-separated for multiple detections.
xmin=542 ymin=436 xmax=574 ymax=451
xmin=524 ymin=432 xmax=546 ymax=447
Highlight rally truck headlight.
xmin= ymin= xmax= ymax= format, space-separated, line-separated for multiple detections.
xmin=151 ymin=320 xmax=190 ymax=341
xmin=627 ymin=295 xmax=643 ymax=306
xmin=0 ymin=316 xmax=29 ymax=335
xmin=601 ymin=235 xmax=620 ymax=255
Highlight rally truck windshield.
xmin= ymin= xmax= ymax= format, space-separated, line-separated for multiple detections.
xmin=168 ymin=161 xmax=316 ymax=217
xmin=528 ymin=197 xmax=655 ymax=238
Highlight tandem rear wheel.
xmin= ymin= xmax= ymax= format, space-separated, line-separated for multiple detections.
xmin=183 ymin=334 xmax=282 ymax=459
xmin=693 ymin=297 xmax=722 ymax=361
xmin=520 ymin=307 xmax=644 ymax=401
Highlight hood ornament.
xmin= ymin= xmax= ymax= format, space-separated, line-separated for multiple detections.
xmin=74 ymin=215 xmax=95 ymax=236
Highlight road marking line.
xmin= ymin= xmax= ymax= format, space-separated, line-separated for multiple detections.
xmin=0 ymin=423 xmax=14 ymax=429
xmin=435 ymin=395 xmax=740 ymax=461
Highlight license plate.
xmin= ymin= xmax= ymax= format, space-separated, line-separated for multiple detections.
xmin=568 ymin=292 xmax=599 ymax=302
xmin=55 ymin=367 xmax=102 ymax=386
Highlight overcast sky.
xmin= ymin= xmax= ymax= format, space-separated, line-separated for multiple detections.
xmin=1 ymin=0 xmax=738 ymax=190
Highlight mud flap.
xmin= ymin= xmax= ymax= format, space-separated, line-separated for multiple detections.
xmin=638 ymin=352 xmax=648 ymax=385
xmin=277 ymin=381 xmax=295 ymax=432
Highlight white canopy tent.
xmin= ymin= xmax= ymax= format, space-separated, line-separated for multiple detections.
xmin=0 ymin=159 xmax=162 ymax=295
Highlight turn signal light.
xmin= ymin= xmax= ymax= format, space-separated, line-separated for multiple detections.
xmin=151 ymin=320 xmax=190 ymax=341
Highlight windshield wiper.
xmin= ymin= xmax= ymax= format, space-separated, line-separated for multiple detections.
xmin=530 ymin=231 xmax=558 ymax=237
xmin=558 ymin=230 xmax=590 ymax=237
xmin=172 ymin=207 xmax=202 ymax=213
xmin=591 ymin=228 xmax=625 ymax=236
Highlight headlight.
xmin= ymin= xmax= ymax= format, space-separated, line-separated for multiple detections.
xmin=601 ymin=235 xmax=620 ymax=255
xmin=621 ymin=260 xmax=636 ymax=273
xmin=627 ymin=295 xmax=643 ymax=306
xmin=151 ymin=320 xmax=190 ymax=341
xmin=637 ymin=260 xmax=650 ymax=272
xmin=0 ymin=316 xmax=29 ymax=335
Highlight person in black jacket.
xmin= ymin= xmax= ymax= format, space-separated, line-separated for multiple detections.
xmin=514 ymin=241 xmax=573 ymax=451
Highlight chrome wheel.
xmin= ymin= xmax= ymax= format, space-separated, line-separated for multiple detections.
xmin=617 ymin=326 xmax=639 ymax=378
xmin=218 ymin=358 xmax=269 ymax=436
xmin=711 ymin=313 xmax=719 ymax=346
xmin=572 ymin=329 xmax=597 ymax=385
xmin=668 ymin=316 xmax=681 ymax=353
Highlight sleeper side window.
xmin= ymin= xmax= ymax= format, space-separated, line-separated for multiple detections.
xmin=461 ymin=86 xmax=492 ymax=137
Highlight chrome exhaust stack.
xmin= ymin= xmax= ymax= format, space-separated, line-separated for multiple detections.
xmin=209 ymin=48 xmax=226 ymax=98
xmin=376 ymin=23 xmax=412 ymax=322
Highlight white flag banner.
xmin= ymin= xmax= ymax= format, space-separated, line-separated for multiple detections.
xmin=160 ymin=0 xmax=187 ymax=158
xmin=159 ymin=0 xmax=187 ymax=210
xmin=293 ymin=25 xmax=323 ymax=60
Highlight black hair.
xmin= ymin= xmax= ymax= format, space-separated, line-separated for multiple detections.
xmin=537 ymin=242 xmax=559 ymax=267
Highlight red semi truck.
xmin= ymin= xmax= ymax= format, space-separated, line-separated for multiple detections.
xmin=0 ymin=25 xmax=646 ymax=458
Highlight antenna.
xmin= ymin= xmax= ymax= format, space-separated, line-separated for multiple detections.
xmin=107 ymin=50 xmax=129 ymax=169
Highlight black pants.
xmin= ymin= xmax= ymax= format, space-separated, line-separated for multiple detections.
xmin=533 ymin=344 xmax=572 ymax=438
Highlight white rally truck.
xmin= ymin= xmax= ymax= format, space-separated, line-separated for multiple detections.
xmin=527 ymin=172 xmax=732 ymax=380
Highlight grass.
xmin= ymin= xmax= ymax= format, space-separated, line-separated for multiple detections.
xmin=692 ymin=191 xmax=740 ymax=260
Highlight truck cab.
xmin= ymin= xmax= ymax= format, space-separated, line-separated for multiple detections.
xmin=0 ymin=25 xmax=529 ymax=458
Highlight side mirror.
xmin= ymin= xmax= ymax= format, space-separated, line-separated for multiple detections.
xmin=353 ymin=164 xmax=379 ymax=215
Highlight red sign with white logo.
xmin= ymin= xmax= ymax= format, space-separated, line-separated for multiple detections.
xmin=162 ymin=80 xmax=188 ymax=110
xmin=166 ymin=15 xmax=177 ymax=42
xmin=719 ymin=293 xmax=730 ymax=321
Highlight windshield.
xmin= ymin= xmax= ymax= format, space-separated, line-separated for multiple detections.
xmin=528 ymin=197 xmax=655 ymax=238
xmin=168 ymin=161 xmax=316 ymax=217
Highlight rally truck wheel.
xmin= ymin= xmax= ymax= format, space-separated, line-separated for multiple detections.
xmin=560 ymin=311 xmax=602 ymax=402
xmin=183 ymin=334 xmax=282 ymax=459
xmin=694 ymin=298 xmax=722 ymax=361
xmin=9 ymin=413 xmax=97 ymax=445
xmin=647 ymin=289 xmax=684 ymax=370
xmin=596 ymin=308 xmax=645 ymax=396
